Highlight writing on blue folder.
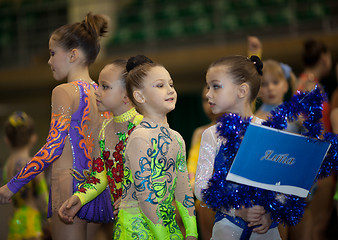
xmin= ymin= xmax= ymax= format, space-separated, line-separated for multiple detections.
xmin=260 ymin=150 xmax=295 ymax=165
xmin=226 ymin=123 xmax=331 ymax=198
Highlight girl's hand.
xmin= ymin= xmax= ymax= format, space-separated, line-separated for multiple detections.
xmin=249 ymin=212 xmax=273 ymax=234
xmin=58 ymin=195 xmax=81 ymax=223
xmin=0 ymin=185 xmax=13 ymax=204
xmin=235 ymin=205 xmax=266 ymax=222
xmin=113 ymin=197 xmax=121 ymax=216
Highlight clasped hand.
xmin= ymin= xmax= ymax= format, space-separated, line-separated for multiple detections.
xmin=58 ymin=196 xmax=121 ymax=223
xmin=235 ymin=205 xmax=273 ymax=234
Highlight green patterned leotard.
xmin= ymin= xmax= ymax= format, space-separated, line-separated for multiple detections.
xmin=114 ymin=119 xmax=197 ymax=240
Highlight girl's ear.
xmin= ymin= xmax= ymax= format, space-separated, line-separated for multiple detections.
xmin=69 ymin=49 xmax=79 ymax=63
xmin=123 ymin=95 xmax=130 ymax=105
xmin=133 ymin=90 xmax=145 ymax=104
xmin=238 ymin=83 xmax=250 ymax=99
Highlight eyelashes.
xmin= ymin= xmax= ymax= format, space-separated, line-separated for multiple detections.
xmin=152 ymin=82 xmax=174 ymax=88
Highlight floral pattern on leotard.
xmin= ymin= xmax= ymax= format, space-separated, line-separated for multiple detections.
xmin=74 ymin=118 xmax=140 ymax=214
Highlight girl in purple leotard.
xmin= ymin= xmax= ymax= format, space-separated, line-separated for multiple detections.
xmin=0 ymin=12 xmax=113 ymax=240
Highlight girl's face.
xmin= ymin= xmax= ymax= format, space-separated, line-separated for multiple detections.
xmin=321 ymin=52 xmax=332 ymax=77
xmin=202 ymin=86 xmax=214 ymax=120
xmin=260 ymin=71 xmax=288 ymax=106
xmin=95 ymin=64 xmax=126 ymax=114
xmin=206 ymin=66 xmax=241 ymax=115
xmin=48 ymin=37 xmax=71 ymax=81
xmin=137 ymin=66 xmax=177 ymax=116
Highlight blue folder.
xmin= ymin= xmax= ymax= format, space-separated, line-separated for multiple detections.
xmin=226 ymin=123 xmax=331 ymax=198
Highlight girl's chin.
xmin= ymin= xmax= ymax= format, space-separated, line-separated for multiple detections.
xmin=53 ymin=75 xmax=66 ymax=81
xmin=211 ymin=109 xmax=220 ymax=115
xmin=98 ymin=107 xmax=107 ymax=113
xmin=265 ymin=101 xmax=280 ymax=106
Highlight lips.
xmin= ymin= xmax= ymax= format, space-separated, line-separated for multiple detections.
xmin=209 ymin=102 xmax=215 ymax=107
xmin=268 ymin=95 xmax=276 ymax=100
xmin=165 ymin=97 xmax=175 ymax=102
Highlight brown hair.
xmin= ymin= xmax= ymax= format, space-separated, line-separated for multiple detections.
xmin=208 ymin=55 xmax=262 ymax=102
xmin=125 ymin=55 xmax=158 ymax=109
xmin=51 ymin=12 xmax=108 ymax=65
xmin=4 ymin=111 xmax=35 ymax=149
xmin=302 ymin=39 xmax=328 ymax=67
xmin=110 ymin=59 xmax=128 ymax=88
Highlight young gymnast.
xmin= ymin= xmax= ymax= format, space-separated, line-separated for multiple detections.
xmin=195 ymin=55 xmax=281 ymax=239
xmin=0 ymin=13 xmax=112 ymax=240
xmin=105 ymin=55 xmax=197 ymax=239
xmin=3 ymin=111 xmax=49 ymax=240
xmin=58 ymin=58 xmax=144 ymax=226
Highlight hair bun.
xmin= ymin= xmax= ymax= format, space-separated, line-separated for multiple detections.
xmin=82 ymin=12 xmax=108 ymax=39
xmin=250 ymin=55 xmax=263 ymax=76
xmin=126 ymin=55 xmax=153 ymax=72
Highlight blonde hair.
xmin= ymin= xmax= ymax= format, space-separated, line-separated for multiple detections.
xmin=262 ymin=60 xmax=285 ymax=80
xmin=262 ymin=59 xmax=297 ymax=96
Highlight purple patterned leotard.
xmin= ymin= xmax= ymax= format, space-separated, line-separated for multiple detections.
xmin=7 ymin=80 xmax=114 ymax=223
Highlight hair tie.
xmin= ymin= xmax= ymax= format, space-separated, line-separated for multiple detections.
xmin=9 ymin=111 xmax=28 ymax=127
xmin=249 ymin=55 xmax=263 ymax=76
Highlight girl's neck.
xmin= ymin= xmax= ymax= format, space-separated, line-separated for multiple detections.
xmin=232 ymin=103 xmax=254 ymax=119
xmin=67 ymin=67 xmax=92 ymax=84
xmin=303 ymin=68 xmax=321 ymax=81
xmin=260 ymin=103 xmax=278 ymax=113
xmin=142 ymin=114 xmax=168 ymax=126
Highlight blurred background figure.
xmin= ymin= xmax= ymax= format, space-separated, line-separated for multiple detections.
xmin=255 ymin=59 xmax=300 ymax=133
xmin=296 ymin=38 xmax=332 ymax=132
xmin=255 ymin=60 xmax=296 ymax=119
xmin=330 ymin=63 xmax=338 ymax=137
xmin=296 ymin=38 xmax=335 ymax=240
xmin=3 ymin=111 xmax=50 ymax=240
xmin=329 ymin=62 xmax=338 ymax=240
